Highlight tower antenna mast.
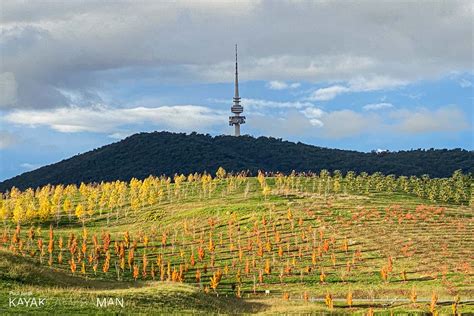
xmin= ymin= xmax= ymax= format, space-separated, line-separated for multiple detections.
xmin=229 ymin=44 xmax=246 ymax=136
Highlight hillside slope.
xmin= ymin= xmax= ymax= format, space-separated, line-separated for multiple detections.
xmin=1 ymin=131 xmax=472 ymax=191
xmin=0 ymin=250 xmax=263 ymax=314
xmin=1 ymin=176 xmax=472 ymax=314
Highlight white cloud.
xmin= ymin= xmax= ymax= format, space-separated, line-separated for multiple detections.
xmin=250 ymin=101 xmax=469 ymax=139
xmin=363 ymin=102 xmax=394 ymax=111
xmin=107 ymin=131 xmax=134 ymax=140
xmin=0 ymin=1 xmax=471 ymax=109
xmin=4 ymin=105 xmax=224 ymax=133
xmin=211 ymin=98 xmax=315 ymax=110
xmin=20 ymin=163 xmax=38 ymax=170
xmin=300 ymin=107 xmax=324 ymax=127
xmin=195 ymin=55 xmax=380 ymax=84
xmin=248 ymin=111 xmax=316 ymax=138
xmin=6 ymin=100 xmax=467 ymax=141
xmin=266 ymin=80 xmax=301 ymax=90
xmin=320 ymin=110 xmax=379 ymax=138
xmin=243 ymin=98 xmax=315 ymax=110
xmin=307 ymin=76 xmax=407 ymax=101
xmin=348 ymin=76 xmax=407 ymax=91
xmin=250 ymin=107 xmax=380 ymax=139
xmin=307 ymin=85 xmax=350 ymax=101
xmin=300 ymin=106 xmax=380 ymax=138
xmin=391 ymin=106 xmax=470 ymax=133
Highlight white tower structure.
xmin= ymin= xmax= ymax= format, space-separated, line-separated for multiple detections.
xmin=229 ymin=44 xmax=245 ymax=136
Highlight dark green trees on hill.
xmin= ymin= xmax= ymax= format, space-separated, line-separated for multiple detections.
xmin=0 ymin=131 xmax=472 ymax=191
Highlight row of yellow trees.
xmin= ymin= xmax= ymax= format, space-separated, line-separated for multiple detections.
xmin=0 ymin=168 xmax=248 ymax=225
xmin=0 ymin=168 xmax=471 ymax=225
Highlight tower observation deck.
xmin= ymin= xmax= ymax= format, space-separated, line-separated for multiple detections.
xmin=229 ymin=44 xmax=245 ymax=136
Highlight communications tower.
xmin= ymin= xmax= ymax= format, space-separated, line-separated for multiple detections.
xmin=229 ymin=44 xmax=245 ymax=136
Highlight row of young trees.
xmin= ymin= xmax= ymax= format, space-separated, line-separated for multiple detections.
xmin=0 ymin=169 xmax=247 ymax=225
xmin=0 ymin=168 xmax=471 ymax=225
xmin=269 ymin=169 xmax=471 ymax=204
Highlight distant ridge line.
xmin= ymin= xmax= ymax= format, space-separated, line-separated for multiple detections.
xmin=1 ymin=131 xmax=472 ymax=191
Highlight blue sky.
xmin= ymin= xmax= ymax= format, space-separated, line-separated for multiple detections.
xmin=0 ymin=1 xmax=473 ymax=181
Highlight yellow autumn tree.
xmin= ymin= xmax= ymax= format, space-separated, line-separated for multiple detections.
xmin=24 ymin=188 xmax=37 ymax=222
xmin=0 ymin=194 xmax=11 ymax=223
xmin=79 ymin=182 xmax=88 ymax=199
xmin=10 ymin=187 xmax=25 ymax=224
xmin=98 ymin=183 xmax=109 ymax=215
xmin=13 ymin=199 xmax=25 ymax=224
xmin=174 ymin=174 xmax=186 ymax=198
xmin=129 ymin=178 xmax=141 ymax=213
xmin=87 ymin=187 xmax=98 ymax=218
xmin=147 ymin=181 xmax=157 ymax=206
xmin=52 ymin=185 xmax=64 ymax=224
xmin=117 ymin=181 xmax=128 ymax=209
xmin=139 ymin=178 xmax=150 ymax=207
xmin=37 ymin=186 xmax=51 ymax=221
xmin=64 ymin=184 xmax=77 ymax=220
xmin=216 ymin=167 xmax=227 ymax=180
xmin=75 ymin=203 xmax=86 ymax=226
xmin=63 ymin=198 xmax=72 ymax=222
xmin=108 ymin=187 xmax=119 ymax=219
xmin=262 ymin=185 xmax=271 ymax=200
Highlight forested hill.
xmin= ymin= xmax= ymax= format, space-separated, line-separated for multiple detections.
xmin=1 ymin=131 xmax=473 ymax=191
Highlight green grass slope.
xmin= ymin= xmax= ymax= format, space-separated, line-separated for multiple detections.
xmin=0 ymin=176 xmax=472 ymax=314
xmin=0 ymin=250 xmax=266 ymax=314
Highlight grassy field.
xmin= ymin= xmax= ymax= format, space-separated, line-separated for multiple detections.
xmin=0 ymin=176 xmax=472 ymax=314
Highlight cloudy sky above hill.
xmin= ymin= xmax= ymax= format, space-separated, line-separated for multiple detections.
xmin=0 ymin=0 xmax=473 ymax=180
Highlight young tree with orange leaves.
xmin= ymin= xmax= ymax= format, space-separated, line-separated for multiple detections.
xmin=210 ymin=269 xmax=223 ymax=292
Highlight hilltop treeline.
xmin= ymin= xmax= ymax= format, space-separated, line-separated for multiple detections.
xmin=0 ymin=132 xmax=472 ymax=191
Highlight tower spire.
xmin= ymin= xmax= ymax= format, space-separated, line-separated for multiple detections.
xmin=235 ymin=44 xmax=239 ymax=98
xmin=229 ymin=44 xmax=245 ymax=136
